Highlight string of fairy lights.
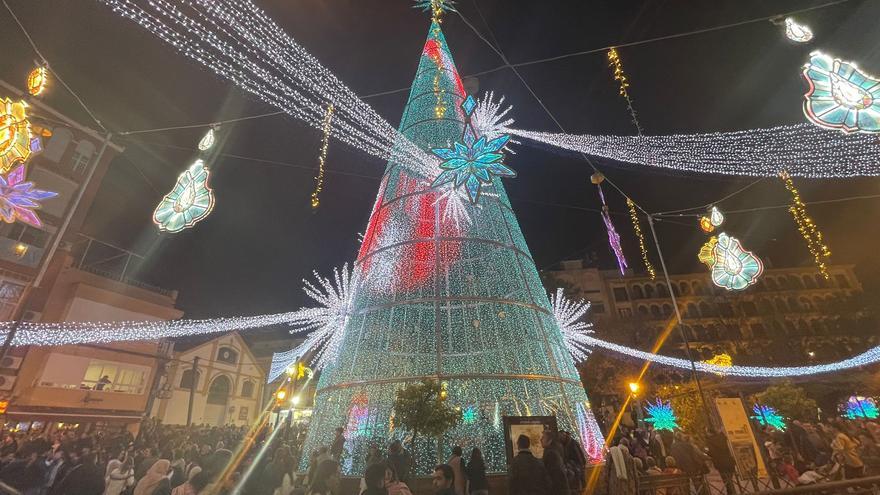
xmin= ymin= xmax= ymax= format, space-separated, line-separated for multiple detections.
xmin=310 ymin=104 xmax=335 ymax=209
xmin=780 ymin=171 xmax=832 ymax=278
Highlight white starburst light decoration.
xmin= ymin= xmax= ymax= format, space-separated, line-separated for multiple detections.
xmin=472 ymin=91 xmax=520 ymax=153
xmin=287 ymin=263 xmax=356 ymax=371
xmin=549 ymin=288 xmax=594 ymax=362
xmin=434 ymin=186 xmax=473 ymax=230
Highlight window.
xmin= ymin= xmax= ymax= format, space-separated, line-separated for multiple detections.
xmin=644 ymin=285 xmax=655 ymax=299
xmin=741 ymin=301 xmax=758 ymax=316
xmin=4 ymin=224 xmax=50 ymax=248
xmin=179 ymin=369 xmax=200 ymax=389
xmin=612 ymin=287 xmax=628 ymax=302
xmin=241 ymin=380 xmax=255 ymax=398
xmin=650 ymin=305 xmax=662 ymax=319
xmin=217 ymin=346 xmax=238 ymax=364
xmin=591 ymin=302 xmax=605 ymax=314
xmin=618 ymin=308 xmax=632 ymax=318
xmin=630 ymin=285 xmax=644 ymax=299
xmin=207 ymin=376 xmax=231 ymax=405
xmin=70 ymin=141 xmax=95 ymax=175
xmin=81 ymin=360 xmax=147 ymax=394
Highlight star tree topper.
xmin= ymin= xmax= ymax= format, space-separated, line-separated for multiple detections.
xmin=431 ymin=95 xmax=515 ymax=204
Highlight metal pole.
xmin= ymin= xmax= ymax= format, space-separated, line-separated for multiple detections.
xmin=0 ymin=132 xmax=113 ymax=366
xmin=186 ymin=356 xmax=199 ymax=426
xmin=646 ymin=215 xmax=714 ymax=427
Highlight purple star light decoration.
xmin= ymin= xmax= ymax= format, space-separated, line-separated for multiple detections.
xmin=0 ymin=164 xmax=58 ymax=227
xmin=598 ymin=184 xmax=628 ymax=274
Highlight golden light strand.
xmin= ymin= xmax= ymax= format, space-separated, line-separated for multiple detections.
xmin=430 ymin=0 xmax=444 ymax=24
xmin=780 ymin=170 xmax=831 ymax=278
xmin=311 ymin=103 xmax=334 ymax=209
xmin=626 ymin=197 xmax=656 ymax=280
xmin=607 ymin=47 xmax=643 ymax=135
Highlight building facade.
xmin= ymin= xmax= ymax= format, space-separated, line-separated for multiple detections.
xmin=152 ymin=333 xmax=265 ymax=427
xmin=547 ymin=261 xmax=875 ymax=366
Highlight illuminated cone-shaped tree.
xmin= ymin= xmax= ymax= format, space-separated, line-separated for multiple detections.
xmin=299 ymin=21 xmax=603 ymax=474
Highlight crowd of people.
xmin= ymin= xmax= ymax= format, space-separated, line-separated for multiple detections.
xmin=603 ymin=417 xmax=880 ymax=495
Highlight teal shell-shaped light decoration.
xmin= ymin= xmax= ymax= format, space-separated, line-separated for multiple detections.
xmin=802 ymin=51 xmax=880 ymax=134
xmin=153 ymin=159 xmax=215 ymax=233
xmin=711 ymin=233 xmax=764 ymax=291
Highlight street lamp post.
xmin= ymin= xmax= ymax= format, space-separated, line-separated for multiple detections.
xmin=629 ymin=382 xmax=644 ymax=428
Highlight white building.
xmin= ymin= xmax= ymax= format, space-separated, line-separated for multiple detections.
xmin=152 ymin=332 xmax=265 ymax=426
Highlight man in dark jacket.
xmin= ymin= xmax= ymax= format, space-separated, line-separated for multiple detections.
xmin=541 ymin=430 xmax=569 ymax=494
xmin=387 ymin=440 xmax=411 ymax=483
xmin=509 ymin=434 xmax=550 ymax=495
xmin=670 ymin=433 xmax=707 ymax=476
xmin=53 ymin=452 xmax=105 ymax=495
xmin=706 ymin=428 xmax=736 ymax=495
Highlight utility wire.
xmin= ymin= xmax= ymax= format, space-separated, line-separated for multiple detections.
xmin=652 ymin=178 xmax=767 ymax=216
xmin=460 ymin=4 xmax=647 ymax=215
xmin=362 ymin=0 xmax=854 ymax=100
xmin=118 ymin=111 xmax=285 ymax=136
xmin=2 ymin=0 xmax=108 ymax=132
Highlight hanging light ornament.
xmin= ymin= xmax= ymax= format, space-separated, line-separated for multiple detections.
xmin=784 ymin=18 xmax=813 ymax=43
xmin=780 ymin=171 xmax=831 ymax=278
xmin=26 ymin=66 xmax=48 ymax=96
xmin=197 ymin=126 xmax=217 ymax=151
xmin=606 ymin=47 xmax=643 ymax=135
xmin=699 ymin=206 xmax=724 ymax=233
xmin=153 ymin=159 xmax=215 ymax=233
xmin=0 ymin=164 xmax=57 ymax=227
xmin=311 ymin=104 xmax=335 ymax=209
xmin=626 ymin=198 xmax=654 ymax=280
xmin=0 ymin=98 xmax=41 ymax=174
xmin=698 ymin=233 xmax=763 ymax=291
xmin=592 ymin=173 xmax=627 ymax=275
xmin=802 ymin=51 xmax=880 ymax=134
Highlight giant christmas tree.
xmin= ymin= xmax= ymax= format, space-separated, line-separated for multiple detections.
xmin=299 ymin=20 xmax=603 ymax=474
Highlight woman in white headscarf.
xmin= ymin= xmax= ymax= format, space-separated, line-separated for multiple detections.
xmin=104 ymin=457 xmax=135 ymax=495
xmin=134 ymin=459 xmax=172 ymax=495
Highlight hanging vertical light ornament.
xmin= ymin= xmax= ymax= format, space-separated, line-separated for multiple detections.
xmin=311 ymin=104 xmax=335 ymax=210
xmin=606 ymin=47 xmax=643 ymax=135
xmin=780 ymin=171 xmax=831 ymax=278
xmin=592 ymin=173 xmax=627 ymax=275
xmin=626 ymin=198 xmax=654 ymax=280
xmin=26 ymin=66 xmax=48 ymax=96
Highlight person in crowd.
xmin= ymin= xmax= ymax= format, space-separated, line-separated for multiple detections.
xmin=829 ymin=423 xmax=864 ymax=479
xmin=95 ymin=375 xmax=112 ymax=391
xmin=645 ymin=457 xmax=662 ymax=475
xmin=135 ymin=448 xmax=158 ymax=481
xmin=662 ymin=456 xmax=682 ymax=475
xmin=705 ymin=428 xmax=736 ymax=495
xmin=464 ymin=448 xmax=487 ymax=495
xmin=330 ymin=428 xmax=345 ymax=461
xmin=169 ymin=449 xmax=186 ymax=488
xmin=361 ymin=461 xmax=388 ymax=495
xmin=540 ymin=430 xmax=569 ymax=495
xmin=778 ymin=454 xmax=800 ymax=484
xmin=0 ymin=450 xmax=46 ymax=494
xmin=54 ymin=452 xmax=106 ymax=495
xmin=559 ymin=430 xmax=587 ymax=492
xmin=104 ymin=457 xmax=134 ymax=495
xmin=670 ymin=433 xmax=707 ymax=477
xmin=307 ymin=459 xmax=340 ymax=495
xmin=447 ymin=446 xmax=467 ymax=495
xmin=649 ymin=430 xmax=667 ymax=468
xmin=261 ymin=447 xmax=293 ymax=495
xmin=606 ymin=438 xmax=636 ymax=495
xmin=431 ymin=464 xmax=456 ymax=495
xmin=366 ymin=443 xmax=383 ymax=467
xmin=0 ymin=435 xmax=17 ymax=457
xmin=171 ymin=466 xmax=201 ymax=495
xmin=383 ymin=464 xmax=412 ymax=495
xmin=44 ymin=449 xmax=69 ymax=494
xmin=134 ymin=459 xmax=172 ymax=495
xmin=509 ymin=434 xmax=550 ymax=495
xmin=386 ymin=441 xmax=411 ymax=484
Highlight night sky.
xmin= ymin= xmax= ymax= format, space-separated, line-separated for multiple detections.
xmin=1 ymin=0 xmax=879 ymax=330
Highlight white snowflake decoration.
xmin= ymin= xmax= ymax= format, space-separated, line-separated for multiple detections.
xmin=549 ymin=288 xmax=594 ymax=362
xmin=285 ymin=264 xmax=356 ymax=371
xmin=434 ymin=186 xmax=473 ymax=230
xmin=471 ymin=91 xmax=520 ymax=153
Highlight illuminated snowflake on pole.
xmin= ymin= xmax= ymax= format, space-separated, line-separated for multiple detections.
xmin=153 ymin=159 xmax=215 ymax=233
xmin=0 ymin=164 xmax=57 ymax=227
xmin=286 ymin=264 xmax=356 ymax=371
xmin=549 ymin=288 xmax=594 ymax=362
xmin=471 ymin=91 xmax=520 ymax=153
xmin=844 ymin=396 xmax=879 ymax=419
xmin=644 ymin=399 xmax=679 ymax=431
xmin=431 ymin=95 xmax=515 ymax=204
xmin=752 ymin=404 xmax=786 ymax=430
xmin=0 ymin=98 xmax=41 ymax=175
xmin=802 ymin=51 xmax=880 ymax=134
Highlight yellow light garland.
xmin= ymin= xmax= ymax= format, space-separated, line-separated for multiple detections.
xmin=626 ymin=198 xmax=655 ymax=280
xmin=780 ymin=170 xmax=831 ymax=278
xmin=430 ymin=0 xmax=445 ymax=24
xmin=311 ymin=103 xmax=334 ymax=209
xmin=607 ymin=47 xmax=643 ymax=135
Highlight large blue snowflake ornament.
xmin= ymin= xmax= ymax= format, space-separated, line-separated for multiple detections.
xmin=431 ymin=95 xmax=516 ymax=203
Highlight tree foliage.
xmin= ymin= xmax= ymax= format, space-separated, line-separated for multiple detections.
xmin=754 ymin=380 xmax=818 ymax=422
xmin=394 ymin=379 xmax=461 ymax=450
